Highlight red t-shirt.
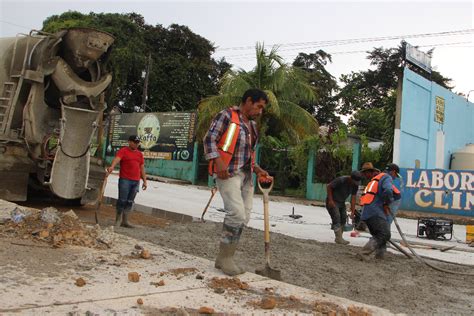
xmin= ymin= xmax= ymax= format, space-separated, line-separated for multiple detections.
xmin=116 ymin=147 xmax=144 ymax=181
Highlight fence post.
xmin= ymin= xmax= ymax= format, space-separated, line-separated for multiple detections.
xmin=306 ymin=148 xmax=316 ymax=199
xmin=191 ymin=141 xmax=199 ymax=185
xmin=352 ymin=142 xmax=361 ymax=171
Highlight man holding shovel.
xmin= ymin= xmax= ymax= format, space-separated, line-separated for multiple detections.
xmin=203 ymin=88 xmax=272 ymax=276
xmin=107 ymin=135 xmax=148 ymax=228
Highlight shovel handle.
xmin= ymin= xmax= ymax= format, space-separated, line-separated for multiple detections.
xmin=258 ymin=179 xmax=273 ymax=261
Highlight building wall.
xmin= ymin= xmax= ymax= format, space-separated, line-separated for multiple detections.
xmin=394 ymin=67 xmax=474 ymax=169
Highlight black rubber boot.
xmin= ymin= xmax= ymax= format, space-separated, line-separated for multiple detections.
xmin=114 ymin=212 xmax=122 ymax=228
xmin=215 ymin=224 xmax=244 ymax=276
xmin=334 ymin=228 xmax=350 ymax=245
xmin=121 ymin=212 xmax=134 ymax=228
xmin=215 ymin=242 xmax=245 ymax=276
xmin=357 ymin=238 xmax=377 ymax=261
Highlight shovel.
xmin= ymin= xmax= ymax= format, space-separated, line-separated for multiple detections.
xmin=255 ymin=178 xmax=282 ymax=281
xmin=200 ymin=186 xmax=217 ymax=222
xmin=95 ymin=170 xmax=109 ymax=224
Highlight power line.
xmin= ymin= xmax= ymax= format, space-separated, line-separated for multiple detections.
xmin=225 ymin=41 xmax=474 ymax=62
xmin=216 ymin=28 xmax=474 ymax=53
xmin=0 ymin=19 xmax=36 ymax=32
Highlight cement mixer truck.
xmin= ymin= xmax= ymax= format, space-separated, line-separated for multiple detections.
xmin=0 ymin=28 xmax=114 ymax=204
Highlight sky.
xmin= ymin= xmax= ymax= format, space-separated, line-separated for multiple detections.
xmin=1 ymin=0 xmax=473 ymax=98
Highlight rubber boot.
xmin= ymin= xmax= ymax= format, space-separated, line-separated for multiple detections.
xmin=114 ymin=212 xmax=122 ymax=228
xmin=214 ymin=242 xmax=245 ymax=276
xmin=334 ymin=228 xmax=350 ymax=245
xmin=375 ymin=244 xmax=387 ymax=259
xmin=121 ymin=212 xmax=134 ymax=228
xmin=357 ymin=238 xmax=377 ymax=261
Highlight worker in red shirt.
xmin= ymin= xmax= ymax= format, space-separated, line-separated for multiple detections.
xmin=107 ymin=135 xmax=148 ymax=228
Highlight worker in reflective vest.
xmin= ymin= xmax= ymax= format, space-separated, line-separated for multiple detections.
xmin=203 ymin=88 xmax=273 ymax=276
xmin=358 ymin=163 xmax=402 ymax=260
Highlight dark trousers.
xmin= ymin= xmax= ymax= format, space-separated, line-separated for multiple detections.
xmin=366 ymin=216 xmax=391 ymax=251
xmin=325 ymin=202 xmax=347 ymax=231
xmin=117 ymin=178 xmax=139 ymax=214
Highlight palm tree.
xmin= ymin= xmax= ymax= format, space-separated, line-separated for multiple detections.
xmin=197 ymin=43 xmax=319 ymax=143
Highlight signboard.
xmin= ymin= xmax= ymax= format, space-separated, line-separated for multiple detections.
xmin=106 ymin=112 xmax=197 ymax=161
xmin=400 ymin=168 xmax=474 ymax=217
xmin=434 ymin=96 xmax=445 ymax=124
xmin=405 ymin=43 xmax=432 ymax=73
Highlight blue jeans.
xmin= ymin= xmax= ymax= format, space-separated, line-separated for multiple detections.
xmin=117 ymin=178 xmax=139 ymax=214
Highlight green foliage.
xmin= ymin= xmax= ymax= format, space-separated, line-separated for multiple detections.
xmin=42 ymin=11 xmax=228 ymax=113
xmin=292 ymin=50 xmax=341 ymax=127
xmin=339 ymin=42 xmax=452 ymax=163
xmin=197 ymin=43 xmax=319 ymax=143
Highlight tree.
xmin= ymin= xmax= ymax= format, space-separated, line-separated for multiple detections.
xmin=197 ymin=43 xmax=319 ymax=143
xmin=42 ymin=11 xmax=229 ymax=112
xmin=292 ymin=50 xmax=341 ymax=127
xmin=339 ymin=42 xmax=452 ymax=163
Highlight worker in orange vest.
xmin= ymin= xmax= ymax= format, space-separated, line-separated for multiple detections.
xmin=203 ymin=88 xmax=272 ymax=276
xmin=358 ymin=163 xmax=401 ymax=260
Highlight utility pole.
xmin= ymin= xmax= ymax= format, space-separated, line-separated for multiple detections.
xmin=141 ymin=53 xmax=152 ymax=112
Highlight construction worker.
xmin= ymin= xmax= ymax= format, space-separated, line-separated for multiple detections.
xmin=107 ymin=135 xmax=148 ymax=228
xmin=359 ymin=162 xmax=381 ymax=181
xmin=358 ymin=163 xmax=401 ymax=260
xmin=326 ymin=171 xmax=363 ymax=244
xmin=203 ymin=88 xmax=272 ymax=276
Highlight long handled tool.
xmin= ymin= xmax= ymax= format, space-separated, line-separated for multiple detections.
xmin=255 ymin=179 xmax=281 ymax=281
xmin=95 ymin=170 xmax=109 ymax=224
xmin=200 ymin=186 xmax=217 ymax=222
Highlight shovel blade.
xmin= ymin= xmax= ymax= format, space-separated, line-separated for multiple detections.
xmin=255 ymin=264 xmax=282 ymax=281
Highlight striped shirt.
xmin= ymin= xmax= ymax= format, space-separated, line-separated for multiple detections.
xmin=203 ymin=106 xmax=258 ymax=176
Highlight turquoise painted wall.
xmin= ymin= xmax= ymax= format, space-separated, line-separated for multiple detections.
xmin=106 ymin=141 xmax=199 ymax=184
xmin=398 ymin=67 xmax=474 ymax=169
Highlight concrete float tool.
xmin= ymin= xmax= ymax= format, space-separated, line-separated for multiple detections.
xmin=200 ymin=186 xmax=217 ymax=222
xmin=255 ymin=178 xmax=282 ymax=281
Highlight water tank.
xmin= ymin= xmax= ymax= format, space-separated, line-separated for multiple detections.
xmin=451 ymin=144 xmax=474 ymax=170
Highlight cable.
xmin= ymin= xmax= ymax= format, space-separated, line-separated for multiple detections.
xmin=0 ymin=19 xmax=35 ymax=31
xmin=390 ymin=211 xmax=474 ymax=276
xmin=223 ymin=40 xmax=473 ymax=61
xmin=217 ymin=28 xmax=474 ymax=52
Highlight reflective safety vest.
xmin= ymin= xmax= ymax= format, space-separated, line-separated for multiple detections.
xmin=360 ymin=173 xmax=401 ymax=206
xmin=208 ymin=109 xmax=241 ymax=175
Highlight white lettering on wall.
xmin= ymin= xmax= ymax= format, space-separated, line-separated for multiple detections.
xmin=417 ymin=171 xmax=430 ymax=188
xmin=445 ymin=172 xmax=460 ymax=190
xmin=433 ymin=190 xmax=449 ymax=209
xmin=415 ymin=189 xmax=432 ymax=207
xmin=451 ymin=191 xmax=462 ymax=210
xmin=431 ymin=171 xmax=444 ymax=189
xmin=406 ymin=169 xmax=416 ymax=188
xmin=465 ymin=192 xmax=474 ymax=211
xmin=460 ymin=172 xmax=474 ymax=191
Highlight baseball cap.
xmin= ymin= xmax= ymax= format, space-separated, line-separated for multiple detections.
xmin=385 ymin=163 xmax=400 ymax=175
xmin=350 ymin=170 xmax=363 ymax=184
xmin=128 ymin=135 xmax=140 ymax=143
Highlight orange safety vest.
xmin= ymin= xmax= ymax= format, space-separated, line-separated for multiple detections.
xmin=208 ymin=109 xmax=241 ymax=175
xmin=360 ymin=173 xmax=401 ymax=206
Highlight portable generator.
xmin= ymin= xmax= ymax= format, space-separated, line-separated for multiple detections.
xmin=417 ymin=217 xmax=453 ymax=240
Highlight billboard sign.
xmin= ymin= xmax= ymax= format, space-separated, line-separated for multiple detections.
xmin=106 ymin=112 xmax=197 ymax=161
xmin=405 ymin=43 xmax=432 ymax=73
xmin=400 ymin=168 xmax=474 ymax=217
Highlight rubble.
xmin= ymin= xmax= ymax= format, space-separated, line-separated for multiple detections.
xmin=198 ymin=306 xmax=215 ymax=314
xmin=75 ymin=278 xmax=86 ymax=287
xmin=0 ymin=205 xmax=116 ymax=249
xmin=260 ymin=297 xmax=276 ymax=309
xmin=128 ymin=272 xmax=140 ymax=282
xmin=137 ymin=298 xmax=144 ymax=305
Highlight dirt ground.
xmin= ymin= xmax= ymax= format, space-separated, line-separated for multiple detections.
xmin=15 ymin=200 xmax=474 ymax=315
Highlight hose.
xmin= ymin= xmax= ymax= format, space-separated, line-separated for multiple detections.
xmin=390 ymin=211 xmax=474 ymax=276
